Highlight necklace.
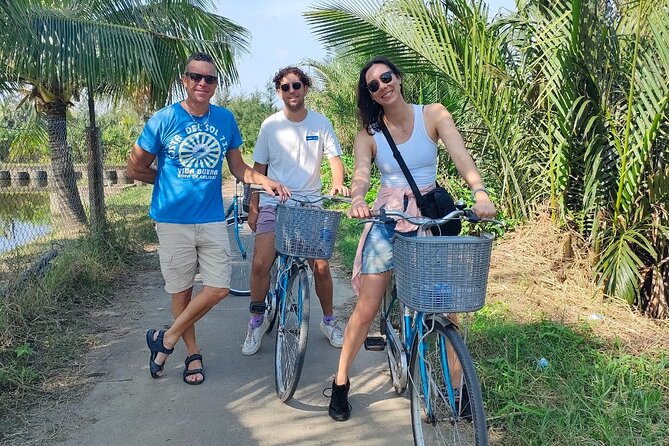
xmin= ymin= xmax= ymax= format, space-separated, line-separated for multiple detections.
xmin=383 ymin=107 xmax=412 ymax=133
xmin=182 ymin=101 xmax=210 ymax=128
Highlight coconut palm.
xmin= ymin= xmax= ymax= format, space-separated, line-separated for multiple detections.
xmin=0 ymin=0 xmax=249 ymax=229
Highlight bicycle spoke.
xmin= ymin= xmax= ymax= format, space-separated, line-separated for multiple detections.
xmin=274 ymin=266 xmax=310 ymax=402
xmin=410 ymin=319 xmax=487 ymax=445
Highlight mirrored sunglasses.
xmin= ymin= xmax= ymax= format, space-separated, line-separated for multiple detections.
xmin=367 ymin=70 xmax=393 ymax=93
xmin=280 ymin=82 xmax=303 ymax=92
xmin=185 ymin=71 xmax=218 ymax=85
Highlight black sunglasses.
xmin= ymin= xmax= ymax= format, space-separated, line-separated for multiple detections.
xmin=367 ymin=70 xmax=393 ymax=93
xmin=280 ymin=82 xmax=302 ymax=92
xmin=184 ymin=71 xmax=218 ymax=85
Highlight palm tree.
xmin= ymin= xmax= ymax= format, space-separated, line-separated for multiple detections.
xmin=304 ymin=0 xmax=669 ymax=316
xmin=0 ymin=0 xmax=249 ymax=229
xmin=304 ymin=0 xmax=543 ymax=219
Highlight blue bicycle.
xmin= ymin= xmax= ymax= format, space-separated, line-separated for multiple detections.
xmin=363 ymin=206 xmax=501 ymax=445
xmin=225 ymin=180 xmax=253 ymax=296
xmin=258 ymin=193 xmax=350 ymax=402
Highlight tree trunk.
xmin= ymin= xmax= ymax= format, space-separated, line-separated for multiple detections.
xmin=44 ymin=101 xmax=87 ymax=229
xmin=86 ymin=92 xmax=106 ymax=232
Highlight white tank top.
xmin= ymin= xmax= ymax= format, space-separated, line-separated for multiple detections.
xmin=372 ymin=104 xmax=437 ymax=188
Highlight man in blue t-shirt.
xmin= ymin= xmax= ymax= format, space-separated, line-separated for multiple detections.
xmin=127 ymin=52 xmax=290 ymax=385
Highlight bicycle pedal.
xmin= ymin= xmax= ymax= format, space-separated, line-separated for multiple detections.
xmin=364 ymin=336 xmax=386 ymax=351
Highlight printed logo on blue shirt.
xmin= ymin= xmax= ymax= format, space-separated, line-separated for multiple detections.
xmin=306 ymin=135 xmax=319 ymax=141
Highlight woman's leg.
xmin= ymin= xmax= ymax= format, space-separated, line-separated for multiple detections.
xmin=334 ymin=270 xmax=392 ymax=385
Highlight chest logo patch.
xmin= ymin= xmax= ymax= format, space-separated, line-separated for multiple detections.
xmin=179 ymin=132 xmax=222 ymax=168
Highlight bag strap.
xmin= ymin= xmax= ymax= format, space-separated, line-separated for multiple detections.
xmin=378 ymin=118 xmax=427 ymax=207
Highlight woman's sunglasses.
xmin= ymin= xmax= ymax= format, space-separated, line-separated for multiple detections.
xmin=367 ymin=70 xmax=393 ymax=93
xmin=184 ymin=71 xmax=218 ymax=85
xmin=280 ymin=82 xmax=303 ymax=92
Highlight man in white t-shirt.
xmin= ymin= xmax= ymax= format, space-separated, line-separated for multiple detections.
xmin=242 ymin=66 xmax=350 ymax=355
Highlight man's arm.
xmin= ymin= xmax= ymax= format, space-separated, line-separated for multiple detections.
xmin=127 ymin=143 xmax=156 ymax=184
xmin=226 ymin=149 xmax=290 ymax=199
xmin=326 ymin=156 xmax=350 ymax=196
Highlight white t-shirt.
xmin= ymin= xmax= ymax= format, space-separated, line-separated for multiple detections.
xmin=253 ymin=109 xmax=342 ymax=206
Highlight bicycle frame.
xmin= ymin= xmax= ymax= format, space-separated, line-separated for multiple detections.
xmin=273 ymin=254 xmax=308 ymax=322
xmin=383 ymin=290 xmax=461 ymax=419
xmin=225 ymin=182 xmax=249 ymax=259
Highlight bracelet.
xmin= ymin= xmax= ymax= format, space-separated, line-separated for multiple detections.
xmin=471 ymin=187 xmax=490 ymax=198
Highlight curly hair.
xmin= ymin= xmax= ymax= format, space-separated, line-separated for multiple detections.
xmin=272 ymin=66 xmax=313 ymax=90
xmin=356 ymin=57 xmax=403 ymax=134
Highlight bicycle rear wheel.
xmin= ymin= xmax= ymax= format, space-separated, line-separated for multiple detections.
xmin=409 ymin=317 xmax=487 ymax=446
xmin=226 ymin=217 xmax=254 ymax=296
xmin=381 ymin=282 xmax=407 ymax=395
xmin=274 ymin=265 xmax=310 ymax=402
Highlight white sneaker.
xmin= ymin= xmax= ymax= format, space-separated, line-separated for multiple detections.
xmin=242 ymin=317 xmax=269 ymax=356
xmin=320 ymin=320 xmax=344 ymax=348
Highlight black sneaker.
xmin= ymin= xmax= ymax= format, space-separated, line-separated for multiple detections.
xmin=327 ymin=379 xmax=351 ymax=421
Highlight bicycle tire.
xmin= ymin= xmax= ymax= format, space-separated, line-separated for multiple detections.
xmin=265 ymin=260 xmax=279 ymax=333
xmin=226 ymin=217 xmax=254 ymax=296
xmin=274 ymin=265 xmax=310 ymax=402
xmin=409 ymin=317 xmax=488 ymax=446
xmin=382 ymin=283 xmax=407 ymax=395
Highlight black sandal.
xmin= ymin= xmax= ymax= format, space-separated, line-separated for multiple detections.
xmin=146 ymin=329 xmax=174 ymax=378
xmin=183 ymin=353 xmax=205 ymax=385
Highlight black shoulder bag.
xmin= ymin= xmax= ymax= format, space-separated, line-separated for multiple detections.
xmin=378 ymin=120 xmax=461 ymax=236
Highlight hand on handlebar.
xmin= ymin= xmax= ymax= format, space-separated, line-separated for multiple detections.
xmin=348 ymin=199 xmax=373 ymax=219
xmin=471 ymin=199 xmax=496 ymax=219
xmin=260 ymin=179 xmax=291 ymax=202
xmin=329 ymin=184 xmax=350 ymax=197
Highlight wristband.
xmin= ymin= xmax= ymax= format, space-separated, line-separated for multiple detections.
xmin=471 ymin=187 xmax=490 ymax=198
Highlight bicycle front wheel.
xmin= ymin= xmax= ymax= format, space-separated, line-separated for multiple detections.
xmin=410 ymin=317 xmax=487 ymax=446
xmin=274 ymin=265 xmax=310 ymax=402
xmin=226 ymin=218 xmax=254 ymax=296
xmin=265 ymin=260 xmax=279 ymax=333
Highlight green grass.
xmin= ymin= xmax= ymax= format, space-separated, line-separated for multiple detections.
xmin=469 ymin=302 xmax=669 ymax=445
xmin=333 ymin=215 xmax=363 ymax=275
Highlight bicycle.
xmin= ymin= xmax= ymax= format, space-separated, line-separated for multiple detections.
xmin=362 ymin=205 xmax=501 ymax=446
xmin=225 ymin=179 xmax=254 ymax=296
xmin=256 ymin=192 xmax=350 ymax=402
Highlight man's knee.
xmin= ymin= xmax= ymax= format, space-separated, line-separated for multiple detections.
xmin=204 ymin=286 xmax=229 ymax=303
xmin=251 ymin=251 xmax=274 ymax=273
xmin=312 ymin=260 xmax=332 ymax=281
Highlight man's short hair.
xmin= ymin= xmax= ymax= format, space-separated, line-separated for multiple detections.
xmin=185 ymin=52 xmax=215 ymax=70
xmin=272 ymin=66 xmax=312 ymax=90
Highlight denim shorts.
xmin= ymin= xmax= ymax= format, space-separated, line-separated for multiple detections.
xmin=361 ymin=221 xmax=417 ymax=274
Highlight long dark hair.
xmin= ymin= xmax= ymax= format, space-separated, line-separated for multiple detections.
xmin=357 ymin=57 xmax=403 ymax=134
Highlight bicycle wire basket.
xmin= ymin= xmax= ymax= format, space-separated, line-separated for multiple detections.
xmin=274 ymin=204 xmax=342 ymax=259
xmin=393 ymin=234 xmax=493 ymax=313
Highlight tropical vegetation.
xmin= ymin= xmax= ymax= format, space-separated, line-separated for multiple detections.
xmin=0 ymin=0 xmax=250 ymax=228
xmin=304 ymin=0 xmax=669 ymax=318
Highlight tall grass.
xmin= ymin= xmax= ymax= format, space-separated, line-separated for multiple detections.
xmin=471 ymin=303 xmax=669 ymax=445
xmin=0 ymin=185 xmax=154 ymax=433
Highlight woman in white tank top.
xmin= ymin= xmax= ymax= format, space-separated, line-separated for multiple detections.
xmin=326 ymin=57 xmax=496 ymax=422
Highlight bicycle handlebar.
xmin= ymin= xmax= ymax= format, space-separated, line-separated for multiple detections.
xmin=248 ymin=185 xmax=351 ymax=206
xmin=362 ymin=207 xmax=503 ymax=229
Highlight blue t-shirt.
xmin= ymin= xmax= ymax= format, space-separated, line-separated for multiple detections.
xmin=136 ymin=102 xmax=243 ymax=223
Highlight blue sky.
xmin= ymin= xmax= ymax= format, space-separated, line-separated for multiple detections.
xmin=219 ymin=1 xmax=516 ymax=96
